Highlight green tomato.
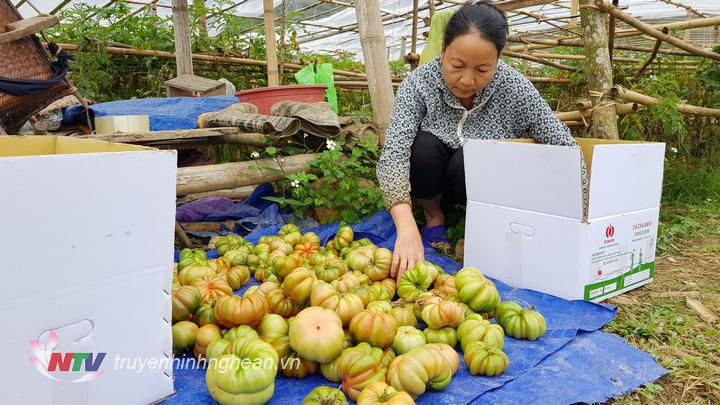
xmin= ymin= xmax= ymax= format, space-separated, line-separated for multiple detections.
xmin=302 ymin=386 xmax=348 ymax=405
xmin=172 ymin=321 xmax=198 ymax=353
xmin=206 ymin=338 xmax=279 ymax=405
xmin=463 ymin=341 xmax=509 ymax=376
xmin=391 ymin=326 xmax=426 ymax=354
xmin=422 ymin=326 xmax=457 ymax=347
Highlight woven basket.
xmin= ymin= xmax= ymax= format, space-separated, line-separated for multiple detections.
xmin=0 ymin=0 xmax=72 ymax=134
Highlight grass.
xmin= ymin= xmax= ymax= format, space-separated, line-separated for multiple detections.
xmin=595 ymin=160 xmax=720 ymax=403
xmin=438 ymin=159 xmax=720 ymax=403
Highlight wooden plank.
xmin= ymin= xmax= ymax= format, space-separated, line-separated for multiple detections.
xmin=0 ymin=15 xmax=59 ymax=44
xmin=164 ymin=74 xmax=224 ymax=93
xmin=175 ymin=221 xmax=194 ymax=248
xmin=686 ymin=298 xmax=720 ymax=325
xmin=78 ymin=127 xmax=253 ymax=143
xmin=179 ymin=221 xmax=237 ymax=232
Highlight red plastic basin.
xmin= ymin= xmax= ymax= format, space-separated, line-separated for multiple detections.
xmin=235 ymin=85 xmax=327 ymax=115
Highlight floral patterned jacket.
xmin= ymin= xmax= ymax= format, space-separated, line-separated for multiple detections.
xmin=377 ymin=57 xmax=578 ymax=209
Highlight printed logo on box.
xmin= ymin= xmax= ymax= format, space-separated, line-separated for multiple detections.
xmin=29 ymin=330 xmax=106 ymax=382
xmin=605 ymin=224 xmax=615 ymax=239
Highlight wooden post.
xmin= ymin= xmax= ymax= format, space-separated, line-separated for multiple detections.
xmin=428 ymin=0 xmax=435 ymax=19
xmin=355 ymin=0 xmax=396 ymax=144
xmin=410 ymin=0 xmax=419 ymax=69
xmin=399 ymin=36 xmax=407 ymax=60
xmin=279 ymin=0 xmax=287 ymax=78
xmin=580 ymin=0 xmax=618 ymax=139
xmin=685 ymin=9 xmax=691 ymax=41
xmin=172 ymin=0 xmax=194 ymax=76
xmin=569 ymin=0 xmax=579 ymax=28
xmin=263 ymin=0 xmax=280 ymax=87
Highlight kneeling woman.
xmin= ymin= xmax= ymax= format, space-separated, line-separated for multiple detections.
xmin=378 ymin=0 xmax=579 ymax=278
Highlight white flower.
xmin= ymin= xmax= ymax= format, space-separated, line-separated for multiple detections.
xmin=250 ymin=151 xmax=260 ymax=159
xmin=670 ymin=147 xmax=678 ymax=153
xmin=326 ymin=139 xmax=337 ymax=151
xmin=303 ymin=133 xmax=308 ymax=138
xmin=281 ymin=158 xmax=285 ymax=163
xmin=291 ymin=179 xmax=301 ymax=188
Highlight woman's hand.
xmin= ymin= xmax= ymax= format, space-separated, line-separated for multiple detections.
xmin=389 ymin=203 xmax=425 ymax=280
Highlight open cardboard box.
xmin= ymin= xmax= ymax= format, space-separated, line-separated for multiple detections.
xmin=463 ymin=138 xmax=666 ymax=301
xmin=0 ymin=136 xmax=176 ymax=404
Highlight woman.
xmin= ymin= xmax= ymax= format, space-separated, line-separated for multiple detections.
xmin=377 ymin=0 xmax=580 ymax=279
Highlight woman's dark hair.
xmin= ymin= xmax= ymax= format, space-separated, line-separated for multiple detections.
xmin=443 ymin=0 xmax=509 ymax=55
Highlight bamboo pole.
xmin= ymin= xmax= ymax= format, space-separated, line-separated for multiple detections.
xmin=263 ymin=0 xmax=279 ymax=86
xmin=615 ymin=16 xmax=720 ymax=39
xmin=503 ymin=50 xmax=578 ymax=72
xmin=355 ymin=0 xmax=396 ymax=144
xmin=569 ymin=0 xmax=579 ymax=28
xmin=576 ymin=100 xmax=592 ymax=110
xmin=610 ymin=86 xmax=720 ymax=117
xmin=506 ymin=36 xmax=695 ymax=56
xmin=176 ymin=154 xmax=319 ymax=196
xmin=555 ymin=103 xmax=639 ymax=121
xmin=410 ymin=0 xmax=420 ymax=69
xmin=593 ymin=0 xmax=720 ymax=62
xmin=526 ymin=77 xmax=572 ymax=84
xmin=530 ymin=52 xmax=642 ymax=63
xmin=607 ymin=0 xmax=618 ymax=62
xmin=428 ymin=0 xmax=435 ymax=19
xmin=633 ymin=28 xmax=668 ymax=80
xmin=56 ymin=43 xmax=369 ymax=79
xmin=171 ymin=0 xmax=193 ymax=76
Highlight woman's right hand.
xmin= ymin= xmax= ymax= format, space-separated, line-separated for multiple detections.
xmin=389 ymin=203 xmax=425 ymax=280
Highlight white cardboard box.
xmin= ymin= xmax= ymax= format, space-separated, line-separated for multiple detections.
xmin=463 ymin=138 xmax=666 ymax=301
xmin=0 ymin=136 xmax=177 ymax=404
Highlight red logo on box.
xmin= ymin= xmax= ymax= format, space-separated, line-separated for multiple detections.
xmin=605 ymin=225 xmax=615 ymax=239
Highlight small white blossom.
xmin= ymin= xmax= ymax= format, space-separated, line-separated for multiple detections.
xmin=250 ymin=151 xmax=260 ymax=159
xmin=303 ymin=133 xmax=308 ymax=138
xmin=326 ymin=139 xmax=337 ymax=151
xmin=291 ymin=179 xmax=301 ymax=188
xmin=281 ymin=158 xmax=285 ymax=163
xmin=670 ymin=147 xmax=678 ymax=153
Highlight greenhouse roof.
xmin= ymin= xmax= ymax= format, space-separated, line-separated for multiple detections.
xmin=21 ymin=0 xmax=720 ymax=60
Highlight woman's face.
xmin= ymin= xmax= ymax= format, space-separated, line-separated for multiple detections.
xmin=440 ymin=32 xmax=499 ymax=103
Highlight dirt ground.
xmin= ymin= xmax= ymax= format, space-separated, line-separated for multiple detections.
xmin=606 ymin=227 xmax=720 ymax=404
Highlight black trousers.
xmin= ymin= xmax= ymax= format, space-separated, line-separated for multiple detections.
xmin=409 ymin=130 xmax=466 ymax=207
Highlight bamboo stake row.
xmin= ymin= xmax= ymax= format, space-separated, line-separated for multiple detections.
xmin=56 ymin=43 xmax=369 ymax=79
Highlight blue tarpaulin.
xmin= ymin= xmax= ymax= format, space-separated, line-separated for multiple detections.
xmin=63 ymin=96 xmax=237 ymax=131
xmin=165 ymin=208 xmax=666 ymax=404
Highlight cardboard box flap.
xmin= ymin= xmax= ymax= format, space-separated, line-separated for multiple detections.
xmin=464 ymin=140 xmax=584 ymax=219
xmin=0 ymin=136 xmax=147 ymax=157
xmin=587 ymin=142 xmax=666 ymax=220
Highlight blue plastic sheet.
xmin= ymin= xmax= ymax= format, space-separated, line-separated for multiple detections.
xmin=166 ymin=210 xmax=665 ymax=404
xmin=63 ymin=96 xmax=237 ymax=131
